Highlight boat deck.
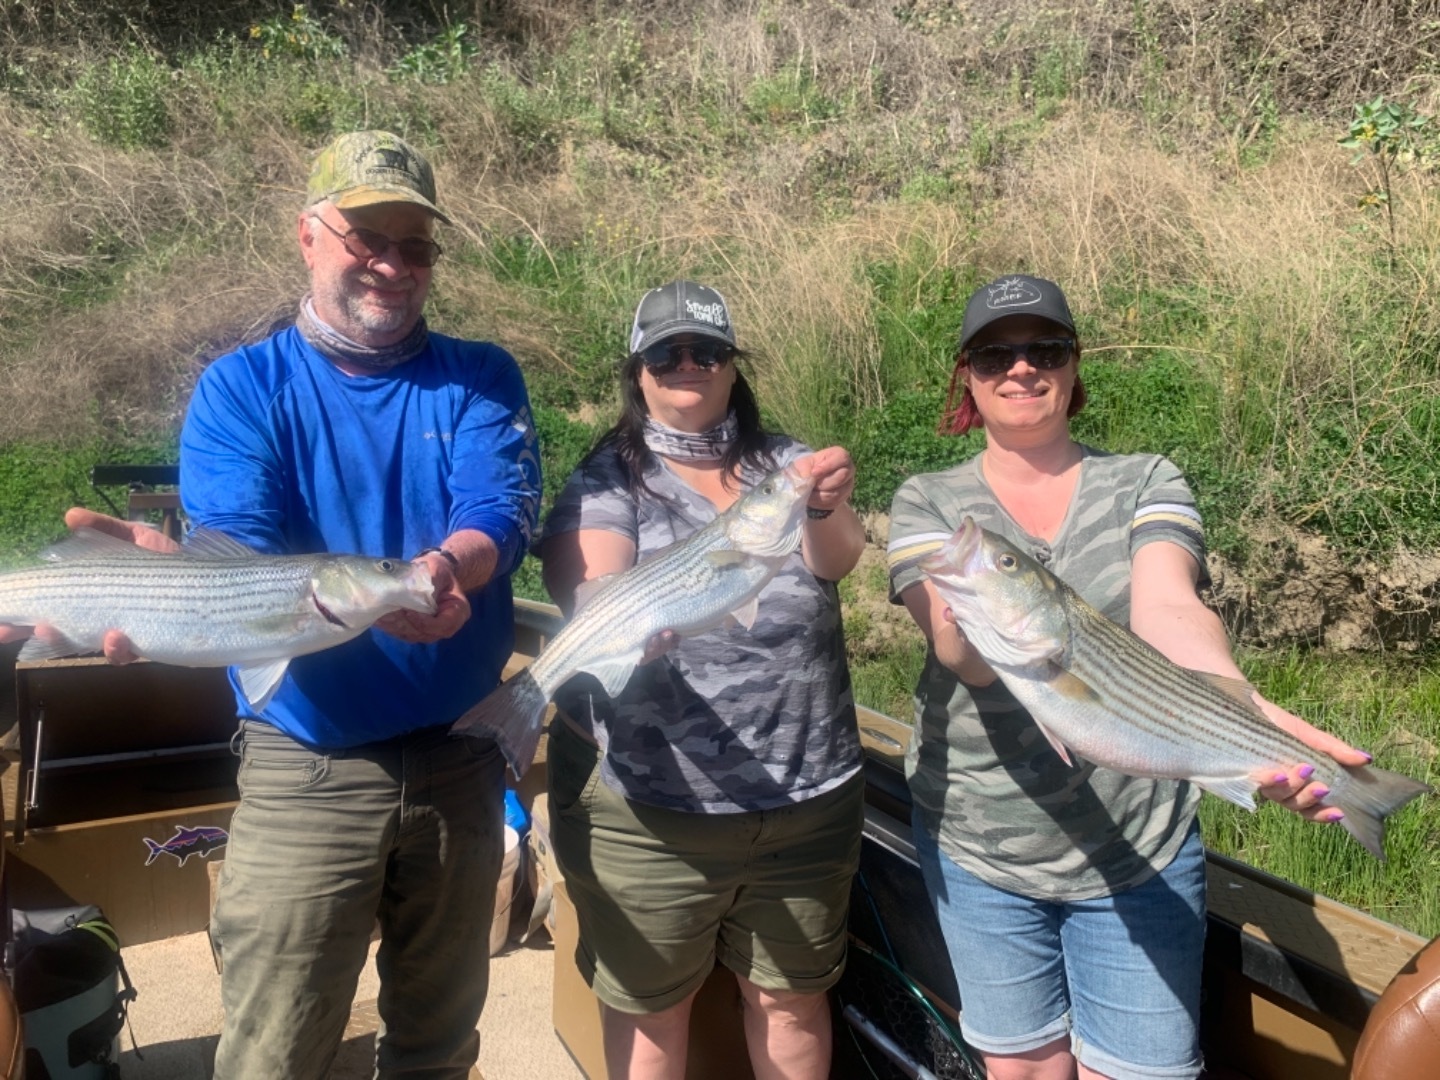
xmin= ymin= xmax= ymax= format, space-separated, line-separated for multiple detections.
xmin=114 ymin=927 xmax=582 ymax=1080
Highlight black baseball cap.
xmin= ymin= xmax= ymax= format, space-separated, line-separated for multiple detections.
xmin=629 ymin=280 xmax=737 ymax=355
xmin=958 ymin=275 xmax=1076 ymax=351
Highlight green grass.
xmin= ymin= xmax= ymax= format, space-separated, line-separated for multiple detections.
xmin=1199 ymin=649 xmax=1440 ymax=936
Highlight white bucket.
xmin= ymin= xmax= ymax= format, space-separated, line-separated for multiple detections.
xmin=489 ymin=825 xmax=522 ymax=956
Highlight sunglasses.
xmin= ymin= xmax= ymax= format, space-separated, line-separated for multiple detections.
xmin=964 ymin=338 xmax=1076 ymax=376
xmin=638 ymin=340 xmax=736 ymax=376
xmin=315 ymin=216 xmax=444 ymax=269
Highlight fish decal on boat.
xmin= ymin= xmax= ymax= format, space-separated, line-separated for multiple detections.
xmin=453 ymin=464 xmax=816 ymax=776
xmin=920 ymin=517 xmax=1432 ymax=859
xmin=142 ymin=825 xmax=230 ymax=867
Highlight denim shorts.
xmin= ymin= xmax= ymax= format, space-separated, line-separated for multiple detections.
xmin=913 ymin=815 xmax=1207 ymax=1080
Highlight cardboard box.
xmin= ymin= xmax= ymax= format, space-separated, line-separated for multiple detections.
xmin=550 ymin=881 xmax=752 ymax=1079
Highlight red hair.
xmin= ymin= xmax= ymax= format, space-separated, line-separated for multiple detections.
xmin=938 ymin=355 xmax=1087 ymax=436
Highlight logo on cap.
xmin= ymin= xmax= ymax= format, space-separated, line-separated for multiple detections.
xmin=684 ymin=299 xmax=729 ymax=330
xmin=986 ymin=277 xmax=1044 ymax=311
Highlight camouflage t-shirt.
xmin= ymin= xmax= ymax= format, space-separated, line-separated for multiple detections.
xmin=540 ymin=436 xmax=862 ymax=814
xmin=887 ymin=446 xmax=1207 ymax=901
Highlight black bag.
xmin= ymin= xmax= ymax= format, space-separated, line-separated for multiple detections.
xmin=7 ymin=906 xmax=136 ymax=1080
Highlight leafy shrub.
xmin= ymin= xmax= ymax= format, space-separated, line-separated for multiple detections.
xmin=389 ymin=23 xmax=478 ymax=86
xmin=68 ymin=48 xmax=171 ymax=149
xmin=248 ymin=5 xmax=346 ymax=63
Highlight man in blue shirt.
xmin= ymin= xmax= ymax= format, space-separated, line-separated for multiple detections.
xmin=8 ymin=131 xmax=541 ymax=1079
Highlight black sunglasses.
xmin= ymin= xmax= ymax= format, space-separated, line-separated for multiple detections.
xmin=964 ymin=338 xmax=1075 ymax=376
xmin=315 ymin=216 xmax=444 ymax=269
xmin=638 ymin=340 xmax=736 ymax=376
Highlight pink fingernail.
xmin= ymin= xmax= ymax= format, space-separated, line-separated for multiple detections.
xmin=1358 ymin=751 xmax=1373 ymax=764
xmin=1326 ymin=809 xmax=1345 ymax=823
xmin=1311 ymin=787 xmax=1329 ymax=800
xmin=1297 ymin=765 xmax=1315 ymax=780
xmin=1271 ymin=772 xmax=1289 ymax=785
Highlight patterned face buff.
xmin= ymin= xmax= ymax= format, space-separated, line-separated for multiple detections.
xmin=642 ymin=410 xmax=739 ymax=461
xmin=295 ymin=294 xmax=430 ymax=372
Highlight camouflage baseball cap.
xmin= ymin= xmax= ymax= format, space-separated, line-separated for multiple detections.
xmin=305 ymin=130 xmax=451 ymax=225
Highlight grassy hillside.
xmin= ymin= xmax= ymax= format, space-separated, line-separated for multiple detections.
xmin=1 ymin=1 xmax=1437 ymax=931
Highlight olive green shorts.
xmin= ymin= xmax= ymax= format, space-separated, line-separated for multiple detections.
xmin=547 ymin=720 xmax=864 ymax=1015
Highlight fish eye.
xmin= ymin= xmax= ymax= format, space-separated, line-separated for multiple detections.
xmin=761 ymin=482 xmax=775 ymax=494
xmin=998 ymin=553 xmax=1018 ymax=571
xmin=378 ymin=559 xmax=396 ymax=572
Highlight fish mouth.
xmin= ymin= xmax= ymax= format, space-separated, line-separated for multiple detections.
xmin=781 ymin=462 xmax=819 ymax=499
xmin=920 ymin=516 xmax=982 ymax=577
xmin=401 ymin=565 xmax=439 ymax=615
xmin=399 ymin=591 xmax=439 ymax=616
xmin=951 ymin=517 xmax=982 ymax=565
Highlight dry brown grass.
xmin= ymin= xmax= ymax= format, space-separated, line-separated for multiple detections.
xmin=5 ymin=0 xmax=1440 ymax=456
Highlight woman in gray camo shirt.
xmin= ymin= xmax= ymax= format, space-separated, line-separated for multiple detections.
xmin=537 ymin=281 xmax=867 ymax=1080
xmin=886 ymin=275 xmax=1367 ymax=1080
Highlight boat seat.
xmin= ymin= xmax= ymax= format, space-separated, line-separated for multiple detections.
xmin=1352 ymin=933 xmax=1440 ymax=1078
xmin=0 ymin=975 xmax=21 ymax=1079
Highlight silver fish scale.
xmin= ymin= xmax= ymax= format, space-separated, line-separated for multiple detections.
xmin=529 ymin=519 xmax=782 ymax=696
xmin=0 ymin=555 xmax=334 ymax=660
xmin=1057 ymin=593 xmax=1337 ymax=785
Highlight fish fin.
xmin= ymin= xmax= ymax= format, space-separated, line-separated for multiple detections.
xmin=582 ymin=653 xmax=643 ymax=699
xmin=1332 ymin=764 xmax=1433 ymax=861
xmin=143 ymin=839 xmax=164 ymax=867
xmin=181 ymin=528 xmax=259 ymax=559
xmin=451 ymin=669 xmax=551 ymax=779
xmin=236 ymin=658 xmax=291 ymax=710
xmin=1046 ymin=666 xmax=1101 ymax=703
xmin=704 ymin=550 xmax=751 ymax=567
xmin=726 ymin=597 xmax=760 ymax=632
xmin=1033 ymin=719 xmax=1074 ymax=767
xmin=17 ymin=634 xmax=86 ymax=663
xmin=1194 ymin=776 xmax=1260 ymax=811
xmin=573 ymin=572 xmax=622 ymax=613
xmin=1193 ymin=671 xmax=1260 ymax=708
xmin=39 ymin=527 xmax=169 ymax=562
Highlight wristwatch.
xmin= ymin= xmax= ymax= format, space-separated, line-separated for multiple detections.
xmin=416 ymin=546 xmax=460 ymax=571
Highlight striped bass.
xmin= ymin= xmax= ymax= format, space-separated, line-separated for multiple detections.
xmin=920 ymin=517 xmax=1431 ymax=859
xmin=452 ymin=463 xmax=816 ymax=775
xmin=0 ymin=526 xmax=436 ymax=709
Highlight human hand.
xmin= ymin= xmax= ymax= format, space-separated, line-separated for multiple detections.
xmin=639 ymin=629 xmax=679 ymax=665
xmin=64 ymin=507 xmax=180 ymax=554
xmin=376 ymin=551 xmax=471 ymax=644
xmin=794 ymin=448 xmax=856 ymax=514
xmin=1253 ymin=695 xmax=1372 ymax=824
xmin=938 ymin=606 xmax=998 ymax=687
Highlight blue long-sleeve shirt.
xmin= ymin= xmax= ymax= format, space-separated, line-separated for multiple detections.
xmin=180 ymin=326 xmax=541 ymax=748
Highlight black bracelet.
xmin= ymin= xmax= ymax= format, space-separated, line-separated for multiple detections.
xmin=806 ymin=506 xmax=835 ymax=520
xmin=416 ymin=546 xmax=460 ymax=571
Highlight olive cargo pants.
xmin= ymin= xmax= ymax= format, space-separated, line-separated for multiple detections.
xmin=210 ymin=720 xmax=505 ymax=1079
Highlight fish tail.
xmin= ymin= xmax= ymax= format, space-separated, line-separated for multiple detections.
xmin=451 ymin=669 xmax=549 ymax=779
xmin=143 ymin=839 xmax=164 ymax=866
xmin=1333 ymin=765 xmax=1433 ymax=860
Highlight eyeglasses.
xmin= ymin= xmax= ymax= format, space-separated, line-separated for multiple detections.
xmin=964 ymin=338 xmax=1075 ymax=376
xmin=314 ymin=216 xmax=444 ymax=269
xmin=637 ymin=340 xmax=736 ymax=377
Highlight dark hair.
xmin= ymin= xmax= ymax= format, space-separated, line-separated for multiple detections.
xmin=583 ymin=351 xmax=777 ymax=502
xmin=937 ymin=345 xmax=1087 ymax=436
